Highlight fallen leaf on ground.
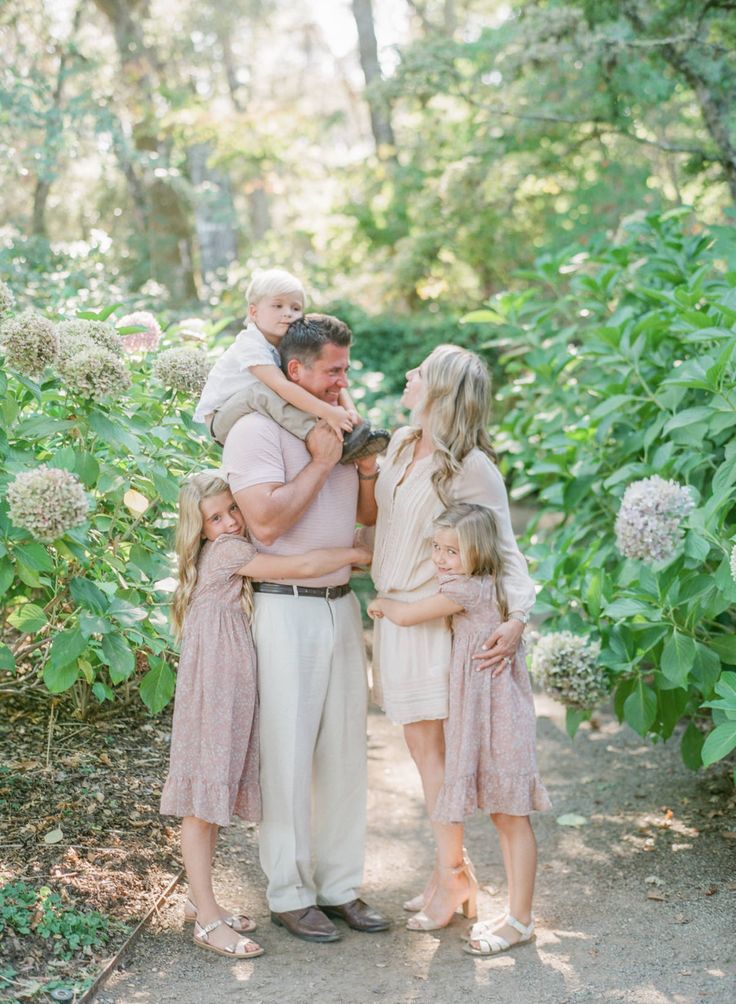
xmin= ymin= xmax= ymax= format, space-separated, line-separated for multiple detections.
xmin=721 ymin=831 xmax=736 ymax=840
xmin=556 ymin=813 xmax=587 ymax=827
xmin=43 ymin=827 xmax=63 ymax=844
xmin=647 ymin=889 xmax=666 ymax=901
xmin=704 ymin=885 xmax=718 ymax=896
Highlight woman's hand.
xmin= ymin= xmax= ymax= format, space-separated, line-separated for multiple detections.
xmin=367 ymin=598 xmax=385 ymax=619
xmin=472 ymin=618 xmax=525 ymax=676
xmin=351 ymin=546 xmax=373 ymax=566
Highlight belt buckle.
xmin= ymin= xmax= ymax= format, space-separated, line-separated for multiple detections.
xmin=325 ymin=586 xmax=334 ymax=600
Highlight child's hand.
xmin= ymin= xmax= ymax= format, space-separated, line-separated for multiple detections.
xmin=325 ymin=405 xmax=355 ymax=438
xmin=352 ymin=546 xmax=372 ymax=566
xmin=367 ymin=598 xmax=385 ymax=619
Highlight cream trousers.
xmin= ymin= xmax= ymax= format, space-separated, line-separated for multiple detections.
xmin=252 ymin=590 xmax=368 ymax=912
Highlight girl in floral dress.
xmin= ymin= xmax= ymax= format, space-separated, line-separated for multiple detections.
xmin=369 ymin=503 xmax=550 ymax=954
xmin=160 ymin=471 xmax=370 ymax=959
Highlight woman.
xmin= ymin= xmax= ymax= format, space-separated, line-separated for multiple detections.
xmin=371 ymin=344 xmax=537 ymax=939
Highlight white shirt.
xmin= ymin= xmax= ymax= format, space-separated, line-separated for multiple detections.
xmin=193 ymin=322 xmax=281 ymax=423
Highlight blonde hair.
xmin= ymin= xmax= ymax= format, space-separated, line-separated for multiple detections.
xmin=434 ymin=503 xmax=509 ymax=618
xmin=246 ymin=268 xmax=305 ymax=306
xmin=171 ymin=471 xmax=252 ymax=640
xmin=399 ymin=344 xmax=497 ymax=507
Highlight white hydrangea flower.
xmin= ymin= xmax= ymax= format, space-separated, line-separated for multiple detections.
xmin=59 ymin=345 xmax=131 ymax=401
xmin=0 ymin=279 xmax=14 ymax=315
xmin=57 ymin=319 xmax=123 ymax=358
xmin=615 ymin=476 xmax=694 ymax=564
xmin=530 ymin=631 xmax=606 ymax=709
xmin=177 ymin=317 xmax=208 ymax=341
xmin=117 ymin=311 xmax=162 ymax=353
xmin=0 ymin=310 xmax=59 ymax=376
xmin=153 ymin=347 xmax=210 ymax=396
xmin=7 ymin=466 xmax=88 ymax=542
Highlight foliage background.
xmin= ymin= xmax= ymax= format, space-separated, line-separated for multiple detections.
xmin=2 ymin=0 xmax=736 ymax=769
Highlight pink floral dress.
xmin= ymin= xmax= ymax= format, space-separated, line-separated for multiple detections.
xmin=432 ymin=574 xmax=551 ymax=822
xmin=160 ymin=534 xmax=261 ymax=826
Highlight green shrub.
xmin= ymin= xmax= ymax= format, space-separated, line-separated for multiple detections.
xmin=0 ymin=880 xmax=118 ymax=960
xmin=0 ymin=305 xmax=219 ymax=715
xmin=475 ymin=209 xmax=736 ymax=770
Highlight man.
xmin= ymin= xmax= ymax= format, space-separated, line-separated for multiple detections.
xmin=221 ymin=314 xmax=389 ymax=942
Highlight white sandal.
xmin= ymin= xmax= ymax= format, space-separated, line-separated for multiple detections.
xmin=463 ymin=913 xmax=535 ymax=956
xmin=193 ymin=918 xmax=263 ymax=958
xmin=184 ymin=896 xmax=256 ymax=934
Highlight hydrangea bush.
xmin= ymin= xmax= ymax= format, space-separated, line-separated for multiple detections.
xmin=530 ymin=632 xmax=606 ymax=710
xmin=472 ymin=210 xmax=736 ymax=769
xmin=0 ymin=304 xmax=219 ymax=716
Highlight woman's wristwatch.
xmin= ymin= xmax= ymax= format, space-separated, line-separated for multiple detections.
xmin=507 ymin=610 xmax=530 ymax=625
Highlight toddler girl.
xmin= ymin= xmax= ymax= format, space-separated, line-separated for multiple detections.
xmin=160 ymin=470 xmax=371 ymax=959
xmin=368 ymin=502 xmax=550 ymax=954
xmin=193 ymin=267 xmax=388 ymax=461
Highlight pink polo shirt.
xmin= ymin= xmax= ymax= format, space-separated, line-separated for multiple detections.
xmin=221 ymin=413 xmax=359 ymax=587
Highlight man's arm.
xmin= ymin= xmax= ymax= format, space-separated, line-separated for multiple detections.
xmin=233 ymin=421 xmax=341 ymax=545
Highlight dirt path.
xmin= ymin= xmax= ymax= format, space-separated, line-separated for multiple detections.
xmin=98 ymin=696 xmax=735 ymax=1004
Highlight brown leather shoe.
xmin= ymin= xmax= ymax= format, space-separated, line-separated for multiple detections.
xmin=270 ymin=906 xmax=341 ymax=943
xmin=321 ymin=898 xmax=390 ymax=932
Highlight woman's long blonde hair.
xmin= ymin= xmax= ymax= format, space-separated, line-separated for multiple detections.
xmin=171 ymin=471 xmax=252 ymax=640
xmin=399 ymin=344 xmax=497 ymax=507
xmin=434 ymin=503 xmax=509 ymax=618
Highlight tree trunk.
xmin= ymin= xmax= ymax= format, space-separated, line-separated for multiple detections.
xmin=31 ymin=4 xmax=84 ymax=237
xmin=187 ymin=143 xmax=238 ymax=280
xmin=92 ymin=0 xmax=198 ymax=302
xmin=350 ymin=0 xmax=396 ymax=155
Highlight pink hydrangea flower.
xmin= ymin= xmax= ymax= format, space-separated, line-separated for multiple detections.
xmin=117 ymin=311 xmax=162 ymax=353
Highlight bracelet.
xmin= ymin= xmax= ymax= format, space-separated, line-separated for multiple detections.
xmin=357 ymin=469 xmax=380 ymax=481
xmin=507 ymin=610 xmax=529 ymax=625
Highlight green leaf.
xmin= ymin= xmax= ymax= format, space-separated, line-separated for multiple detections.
xmin=100 ymin=633 xmax=136 ymax=683
xmin=656 ymin=686 xmax=689 ymax=740
xmin=48 ymin=626 xmax=87 ymax=671
xmin=88 ymin=410 xmax=141 ymax=451
xmin=139 ymin=657 xmax=175 ymax=714
xmin=624 ymin=682 xmax=657 ymax=736
xmin=0 ymin=644 xmax=16 ymax=673
xmin=701 ymin=721 xmax=736 ymax=766
xmin=603 ymin=598 xmax=654 ymax=619
xmin=709 ymin=634 xmax=736 ymax=665
xmin=43 ymin=661 xmax=80 ymax=694
xmin=692 ymin=643 xmax=722 ymax=695
xmin=79 ymin=612 xmax=112 ymax=637
xmin=565 ymin=707 xmax=591 ymax=738
xmin=7 ymin=603 xmax=47 ymax=634
xmin=107 ymin=597 xmax=147 ymax=626
xmin=69 ymin=577 xmax=109 ymax=614
xmin=0 ymin=560 xmax=14 ymax=597
xmin=680 ymin=721 xmax=705 ymax=770
xmin=660 ymin=629 xmax=696 ymax=687
xmin=92 ymin=681 xmax=114 ymax=703
xmin=12 ymin=541 xmax=54 ymax=573
xmin=13 ymin=415 xmax=75 ymax=438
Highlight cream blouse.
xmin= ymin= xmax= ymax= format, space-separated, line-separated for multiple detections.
xmin=372 ymin=427 xmax=536 ymax=613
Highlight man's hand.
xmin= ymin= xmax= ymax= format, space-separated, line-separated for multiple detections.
xmin=472 ymin=619 xmax=525 ymax=676
xmin=305 ymin=420 xmax=342 ymax=468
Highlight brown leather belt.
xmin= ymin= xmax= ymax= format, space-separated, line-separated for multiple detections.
xmin=252 ymin=582 xmax=352 ymax=600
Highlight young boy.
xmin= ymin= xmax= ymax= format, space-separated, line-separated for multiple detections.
xmin=194 ymin=268 xmax=388 ymax=462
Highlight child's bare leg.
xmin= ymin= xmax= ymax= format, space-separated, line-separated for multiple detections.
xmin=470 ymin=813 xmax=535 ymax=947
xmin=181 ymin=817 xmax=243 ymax=950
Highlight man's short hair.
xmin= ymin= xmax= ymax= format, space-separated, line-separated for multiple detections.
xmin=246 ymin=268 xmax=305 ymax=305
xmin=280 ymin=313 xmax=352 ymax=369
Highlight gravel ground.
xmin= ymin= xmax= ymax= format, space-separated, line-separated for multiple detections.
xmin=98 ymin=696 xmax=736 ymax=1004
